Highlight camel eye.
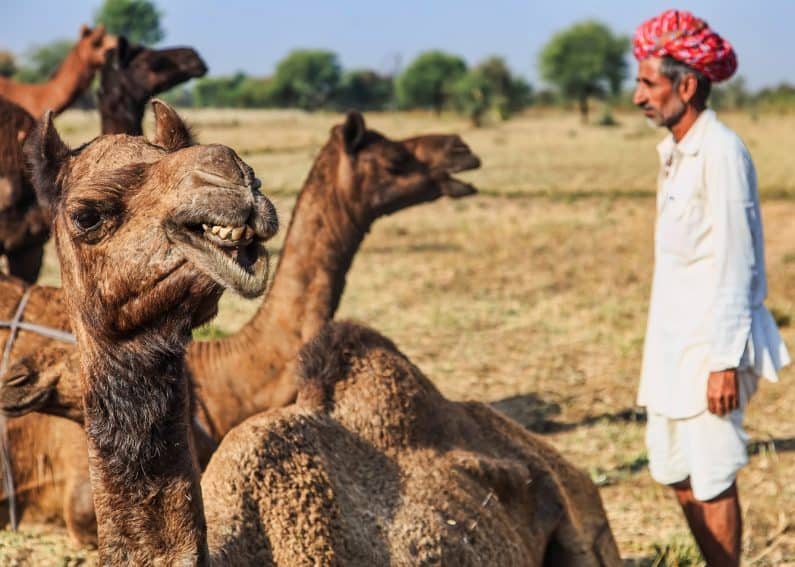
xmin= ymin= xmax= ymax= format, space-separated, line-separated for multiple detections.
xmin=73 ymin=209 xmax=102 ymax=232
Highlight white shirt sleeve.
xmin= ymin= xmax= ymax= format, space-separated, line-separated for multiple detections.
xmin=705 ymin=137 xmax=758 ymax=372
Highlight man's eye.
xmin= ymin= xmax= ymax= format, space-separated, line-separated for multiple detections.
xmin=73 ymin=209 xmax=102 ymax=231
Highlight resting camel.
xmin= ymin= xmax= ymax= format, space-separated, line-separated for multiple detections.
xmin=0 ymin=110 xmax=480 ymax=543
xmin=29 ymin=99 xmax=620 ymax=566
xmin=0 ymin=39 xmax=207 ymax=283
xmin=0 ymin=25 xmax=116 ymax=118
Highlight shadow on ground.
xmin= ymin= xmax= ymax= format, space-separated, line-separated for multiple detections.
xmin=491 ymin=393 xmax=646 ymax=433
xmin=492 ymin=394 xmax=795 ymax=458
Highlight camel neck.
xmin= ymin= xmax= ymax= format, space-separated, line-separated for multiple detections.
xmin=249 ymin=167 xmax=368 ymax=340
xmin=0 ymin=44 xmax=96 ymax=117
xmin=79 ymin=332 xmax=209 ymax=565
xmin=98 ymin=88 xmax=145 ymax=135
xmin=187 ymin=153 xmax=368 ymax=434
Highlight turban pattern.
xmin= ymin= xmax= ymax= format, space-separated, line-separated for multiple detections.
xmin=633 ymin=10 xmax=737 ymax=82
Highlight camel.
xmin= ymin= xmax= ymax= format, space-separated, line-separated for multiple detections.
xmin=97 ymin=36 xmax=207 ymax=135
xmin=0 ymin=25 xmax=116 ymax=118
xmin=0 ymin=111 xmax=481 ymax=543
xmin=0 ymin=98 xmax=48 ymax=282
xmin=30 ymin=99 xmax=620 ymax=566
xmin=0 ymin=38 xmax=207 ymax=282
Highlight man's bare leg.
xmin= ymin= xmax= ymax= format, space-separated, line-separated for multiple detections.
xmin=671 ymin=479 xmax=741 ymax=566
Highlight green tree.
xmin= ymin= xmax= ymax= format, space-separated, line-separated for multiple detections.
xmin=94 ymin=0 xmax=164 ymax=45
xmin=335 ymin=69 xmax=393 ymax=111
xmin=193 ymin=73 xmax=248 ymax=107
xmin=539 ymin=20 xmax=629 ymax=123
xmin=13 ymin=39 xmax=73 ymax=83
xmin=471 ymin=56 xmax=533 ymax=119
xmin=396 ymin=50 xmax=467 ymax=113
xmin=451 ymin=70 xmax=493 ymax=126
xmin=266 ymin=49 xmax=341 ymax=111
xmin=237 ymin=77 xmax=274 ymax=108
xmin=0 ymin=50 xmax=17 ymax=78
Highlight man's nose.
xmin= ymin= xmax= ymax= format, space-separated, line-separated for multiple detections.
xmin=632 ymin=86 xmax=646 ymax=107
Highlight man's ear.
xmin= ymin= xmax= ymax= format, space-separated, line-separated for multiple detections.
xmin=678 ymin=73 xmax=699 ymax=105
xmin=151 ymin=99 xmax=194 ymax=151
xmin=24 ymin=111 xmax=70 ymax=214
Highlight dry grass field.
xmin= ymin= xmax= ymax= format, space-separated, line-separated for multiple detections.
xmin=2 ymin=106 xmax=794 ymax=565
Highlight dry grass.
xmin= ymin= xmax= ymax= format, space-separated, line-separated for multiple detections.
xmin=4 ymin=107 xmax=795 ymax=566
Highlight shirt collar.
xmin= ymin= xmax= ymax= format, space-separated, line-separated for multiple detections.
xmin=656 ymin=109 xmax=716 ymax=159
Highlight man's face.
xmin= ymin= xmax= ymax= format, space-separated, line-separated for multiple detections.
xmin=633 ymin=57 xmax=686 ymax=128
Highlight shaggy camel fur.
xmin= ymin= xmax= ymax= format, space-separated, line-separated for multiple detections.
xmin=0 ymin=39 xmax=207 ymax=283
xmin=0 ymin=115 xmax=480 ymax=543
xmin=0 ymin=25 xmax=116 ymax=118
xmin=31 ymin=101 xmax=620 ymax=566
xmin=97 ymin=36 xmax=207 ymax=135
xmin=0 ymin=98 xmax=48 ymax=282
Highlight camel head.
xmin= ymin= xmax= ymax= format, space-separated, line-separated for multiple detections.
xmin=330 ymin=112 xmax=479 ymax=221
xmin=402 ymin=134 xmax=481 ymax=176
xmin=0 ymin=346 xmax=73 ymax=420
xmin=100 ymin=37 xmax=208 ymax=104
xmin=23 ymin=100 xmax=278 ymax=342
xmin=76 ymin=24 xmax=117 ymax=68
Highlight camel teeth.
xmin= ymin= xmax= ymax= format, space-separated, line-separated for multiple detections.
xmin=211 ymin=225 xmax=221 ymax=235
xmin=202 ymin=223 xmax=209 ymax=231
xmin=244 ymin=226 xmax=254 ymax=240
xmin=230 ymin=226 xmax=245 ymax=241
xmin=218 ymin=226 xmax=232 ymax=239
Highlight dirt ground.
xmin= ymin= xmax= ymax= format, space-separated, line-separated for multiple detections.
xmin=2 ymin=107 xmax=793 ymax=565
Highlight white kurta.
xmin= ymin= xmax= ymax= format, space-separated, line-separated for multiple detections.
xmin=638 ymin=109 xmax=790 ymax=419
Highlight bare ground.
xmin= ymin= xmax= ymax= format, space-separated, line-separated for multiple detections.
xmin=3 ymin=108 xmax=793 ymax=566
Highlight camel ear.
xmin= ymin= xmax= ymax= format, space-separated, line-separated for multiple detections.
xmin=90 ymin=25 xmax=107 ymax=47
xmin=24 ymin=111 xmax=70 ymax=213
xmin=113 ymin=36 xmax=131 ymax=68
xmin=151 ymin=99 xmax=193 ymax=151
xmin=341 ymin=111 xmax=366 ymax=155
xmin=80 ymin=24 xmax=90 ymax=38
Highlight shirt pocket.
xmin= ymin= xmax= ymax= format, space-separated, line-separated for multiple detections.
xmin=657 ymin=190 xmax=707 ymax=259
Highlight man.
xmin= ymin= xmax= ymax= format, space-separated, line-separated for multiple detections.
xmin=633 ymin=10 xmax=790 ymax=566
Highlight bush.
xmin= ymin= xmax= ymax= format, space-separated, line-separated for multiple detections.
xmin=396 ymin=50 xmax=467 ymax=113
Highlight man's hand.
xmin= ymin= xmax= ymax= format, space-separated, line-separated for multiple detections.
xmin=707 ymin=369 xmax=739 ymax=416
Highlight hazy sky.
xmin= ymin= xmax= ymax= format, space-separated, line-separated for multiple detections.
xmin=2 ymin=1 xmax=793 ymax=89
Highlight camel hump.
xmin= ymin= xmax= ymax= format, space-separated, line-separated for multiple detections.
xmin=296 ymin=320 xmax=399 ymax=404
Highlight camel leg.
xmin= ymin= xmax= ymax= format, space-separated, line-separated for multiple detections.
xmin=6 ymin=246 xmax=44 ymax=284
xmin=672 ymin=479 xmax=741 ymax=566
xmin=63 ymin=471 xmax=97 ymax=547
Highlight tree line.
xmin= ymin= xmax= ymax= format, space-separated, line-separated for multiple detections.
xmin=168 ymin=49 xmax=532 ymax=125
xmin=2 ymin=0 xmax=794 ymax=124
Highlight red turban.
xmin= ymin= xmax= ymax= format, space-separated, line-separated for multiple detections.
xmin=633 ymin=10 xmax=737 ymax=82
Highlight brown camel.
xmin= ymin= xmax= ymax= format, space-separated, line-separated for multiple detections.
xmin=31 ymin=100 xmax=620 ymax=566
xmin=0 ymin=114 xmax=480 ymax=543
xmin=0 ymin=25 xmax=116 ymax=118
xmin=97 ymin=36 xmax=207 ymax=135
xmin=0 ymin=38 xmax=207 ymax=283
xmin=0 ymin=98 xmax=48 ymax=283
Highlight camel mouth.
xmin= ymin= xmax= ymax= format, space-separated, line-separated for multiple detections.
xmin=0 ymin=371 xmax=54 ymax=417
xmin=443 ymin=154 xmax=481 ymax=174
xmin=169 ymin=220 xmax=271 ymax=298
xmin=440 ymin=175 xmax=478 ymax=199
xmin=1 ymin=387 xmax=53 ymax=417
